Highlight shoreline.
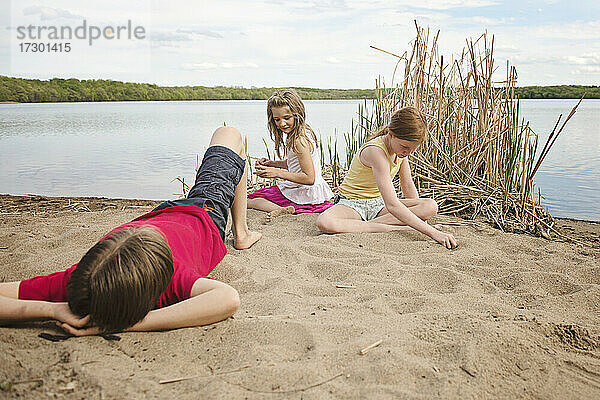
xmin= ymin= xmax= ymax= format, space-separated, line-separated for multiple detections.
xmin=2 ymin=193 xmax=598 ymax=242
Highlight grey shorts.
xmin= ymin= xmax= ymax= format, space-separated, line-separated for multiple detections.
xmin=153 ymin=145 xmax=245 ymax=241
xmin=335 ymin=194 xmax=386 ymax=221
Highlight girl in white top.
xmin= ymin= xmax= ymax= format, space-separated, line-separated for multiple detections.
xmin=248 ymin=89 xmax=334 ymax=220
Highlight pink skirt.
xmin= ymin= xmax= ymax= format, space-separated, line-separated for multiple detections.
xmin=248 ymin=185 xmax=333 ymax=214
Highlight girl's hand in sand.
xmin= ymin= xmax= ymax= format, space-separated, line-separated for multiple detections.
xmin=432 ymin=231 xmax=458 ymax=249
xmin=254 ymin=165 xmax=281 ymax=179
xmin=52 ymin=302 xmax=91 ymax=328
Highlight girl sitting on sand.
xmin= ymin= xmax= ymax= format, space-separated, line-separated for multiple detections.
xmin=247 ymin=89 xmax=334 ymax=220
xmin=316 ymin=107 xmax=458 ymax=249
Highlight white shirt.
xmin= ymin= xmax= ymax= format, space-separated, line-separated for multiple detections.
xmin=276 ymin=140 xmax=334 ymax=205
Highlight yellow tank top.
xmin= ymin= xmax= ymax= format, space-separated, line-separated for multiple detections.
xmin=339 ymin=136 xmax=404 ymax=199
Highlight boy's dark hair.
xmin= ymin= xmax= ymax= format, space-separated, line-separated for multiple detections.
xmin=67 ymin=226 xmax=174 ymax=333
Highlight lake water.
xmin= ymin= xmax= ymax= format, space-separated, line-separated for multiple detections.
xmin=0 ymin=99 xmax=598 ymax=221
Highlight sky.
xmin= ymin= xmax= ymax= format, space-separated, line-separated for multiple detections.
xmin=1 ymin=0 xmax=598 ymax=88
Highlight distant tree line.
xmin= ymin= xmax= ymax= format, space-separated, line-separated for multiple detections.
xmin=0 ymin=76 xmax=375 ymax=103
xmin=514 ymin=85 xmax=598 ymax=99
xmin=0 ymin=76 xmax=597 ymax=103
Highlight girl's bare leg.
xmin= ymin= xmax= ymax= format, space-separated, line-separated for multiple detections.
xmin=247 ymin=195 xmax=295 ymax=222
xmin=209 ymin=126 xmax=262 ymax=250
xmin=316 ymin=198 xmax=438 ymax=234
xmin=370 ymin=198 xmax=438 ymax=226
xmin=316 ymin=204 xmax=406 ymax=233
xmin=247 ymin=197 xmax=280 ymax=212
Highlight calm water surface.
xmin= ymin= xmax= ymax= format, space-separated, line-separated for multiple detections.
xmin=0 ymin=99 xmax=598 ymax=220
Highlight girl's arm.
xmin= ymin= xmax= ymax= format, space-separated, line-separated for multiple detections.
xmin=269 ymin=160 xmax=288 ymax=169
xmin=59 ymin=278 xmax=240 ymax=335
xmin=257 ymin=158 xmax=287 ymax=169
xmin=255 ymin=140 xmax=316 ymax=185
xmin=362 ymin=147 xmax=456 ymax=248
xmin=399 ymin=158 xmax=418 ymax=199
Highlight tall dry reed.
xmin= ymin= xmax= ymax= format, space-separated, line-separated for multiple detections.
xmin=347 ymin=22 xmax=582 ymax=237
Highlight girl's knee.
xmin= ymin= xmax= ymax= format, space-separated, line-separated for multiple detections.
xmin=316 ymin=214 xmax=336 ymax=233
xmin=422 ymin=198 xmax=438 ymax=219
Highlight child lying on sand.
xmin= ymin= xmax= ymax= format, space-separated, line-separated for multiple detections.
xmin=0 ymin=127 xmax=261 ymax=335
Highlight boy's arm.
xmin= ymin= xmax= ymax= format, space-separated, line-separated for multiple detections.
xmin=399 ymin=158 xmax=419 ymax=199
xmin=128 ymin=278 xmax=239 ymax=332
xmin=0 ymin=281 xmax=19 ymax=298
xmin=59 ymin=278 xmax=240 ymax=336
xmin=0 ymin=281 xmax=53 ymax=323
xmin=0 ymin=281 xmax=90 ymax=327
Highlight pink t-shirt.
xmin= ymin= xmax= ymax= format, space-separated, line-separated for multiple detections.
xmin=19 ymin=206 xmax=227 ymax=308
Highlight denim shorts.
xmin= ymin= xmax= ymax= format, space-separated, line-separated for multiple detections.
xmin=334 ymin=194 xmax=386 ymax=221
xmin=153 ymin=145 xmax=245 ymax=241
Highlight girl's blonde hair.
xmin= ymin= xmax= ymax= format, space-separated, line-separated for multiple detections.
xmin=267 ymin=88 xmax=318 ymax=159
xmin=372 ymin=107 xmax=428 ymax=142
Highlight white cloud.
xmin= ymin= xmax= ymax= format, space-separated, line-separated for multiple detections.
xmin=182 ymin=62 xmax=218 ymax=70
xmin=344 ymin=0 xmax=497 ymax=10
xmin=22 ymin=6 xmax=82 ymax=21
xmin=528 ymin=21 xmax=600 ymax=40
xmin=151 ymin=28 xmax=223 ymax=43
xmin=565 ymin=53 xmax=600 ymax=66
xmin=454 ymin=16 xmax=515 ymax=25
xmin=410 ymin=0 xmax=498 ymax=9
xmin=177 ymin=28 xmax=223 ymax=39
xmin=573 ymin=65 xmax=600 ymax=73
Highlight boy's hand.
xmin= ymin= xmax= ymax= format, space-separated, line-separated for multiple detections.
xmin=432 ymin=231 xmax=458 ymax=249
xmin=57 ymin=322 xmax=101 ymax=337
xmin=254 ymin=165 xmax=281 ymax=179
xmin=52 ymin=302 xmax=90 ymax=328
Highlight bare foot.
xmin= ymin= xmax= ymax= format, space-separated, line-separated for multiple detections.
xmin=266 ymin=205 xmax=295 ymax=223
xmin=234 ymin=230 xmax=262 ymax=250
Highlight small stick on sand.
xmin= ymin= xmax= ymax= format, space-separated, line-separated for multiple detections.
xmin=248 ymin=314 xmax=294 ymax=319
xmin=283 ymin=291 xmax=303 ymax=298
xmin=160 ymin=365 xmax=252 ymax=384
xmin=359 ymin=340 xmax=383 ymax=355
xmin=460 ymin=365 xmax=477 ymax=377
xmin=335 ymin=284 xmax=356 ymax=289
xmin=221 ymin=372 xmax=345 ymax=394
xmin=5 ymin=378 xmax=44 ymax=386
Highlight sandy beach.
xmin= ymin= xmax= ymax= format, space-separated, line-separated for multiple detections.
xmin=1 ymin=194 xmax=599 ymax=399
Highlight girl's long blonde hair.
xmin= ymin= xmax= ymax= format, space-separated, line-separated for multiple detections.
xmin=372 ymin=107 xmax=428 ymax=142
xmin=267 ymin=88 xmax=318 ymax=159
